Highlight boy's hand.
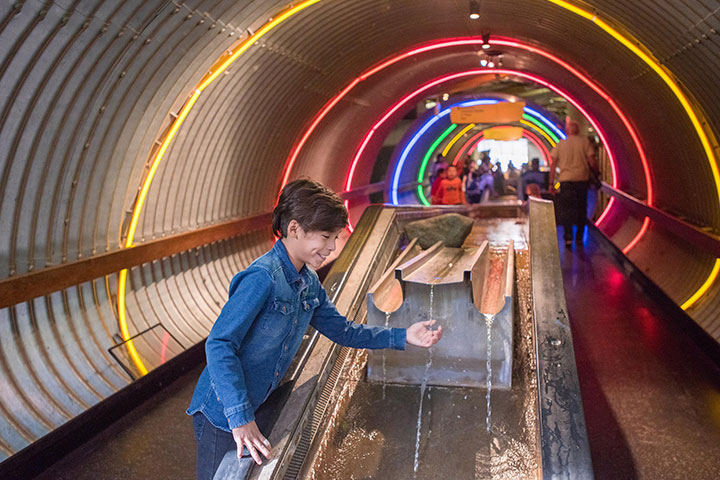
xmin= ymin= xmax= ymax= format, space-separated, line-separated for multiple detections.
xmin=232 ymin=420 xmax=272 ymax=465
xmin=406 ymin=320 xmax=443 ymax=347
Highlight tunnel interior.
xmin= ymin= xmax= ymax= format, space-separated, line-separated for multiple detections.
xmin=1 ymin=0 xmax=720 ymax=476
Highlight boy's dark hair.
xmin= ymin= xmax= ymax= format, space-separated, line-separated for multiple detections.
xmin=436 ymin=167 xmax=446 ymax=175
xmin=273 ymin=179 xmax=348 ymax=238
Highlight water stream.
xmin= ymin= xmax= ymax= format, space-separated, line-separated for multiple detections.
xmin=484 ymin=313 xmax=495 ymax=432
xmin=382 ymin=311 xmax=391 ymax=400
xmin=413 ymin=284 xmax=435 ymax=474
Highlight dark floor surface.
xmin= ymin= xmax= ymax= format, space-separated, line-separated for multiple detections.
xmin=34 ymin=364 xmax=201 ymax=480
xmin=34 ymin=231 xmax=720 ymax=480
xmin=562 ymin=231 xmax=720 ymax=480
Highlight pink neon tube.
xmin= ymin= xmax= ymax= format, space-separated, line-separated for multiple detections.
xmin=346 ymin=68 xmax=616 ymax=194
xmin=282 ymin=38 xmax=650 ymax=250
xmin=282 ymin=37 xmax=651 ymax=198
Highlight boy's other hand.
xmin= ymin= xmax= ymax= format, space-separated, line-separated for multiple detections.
xmin=232 ymin=420 xmax=272 ymax=465
xmin=406 ymin=320 xmax=443 ymax=347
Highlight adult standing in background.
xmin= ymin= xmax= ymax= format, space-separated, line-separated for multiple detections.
xmin=549 ymin=121 xmax=597 ymax=248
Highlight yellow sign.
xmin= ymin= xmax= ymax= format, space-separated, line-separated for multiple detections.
xmin=450 ymin=101 xmax=525 ymax=124
xmin=484 ymin=126 xmax=523 ymax=141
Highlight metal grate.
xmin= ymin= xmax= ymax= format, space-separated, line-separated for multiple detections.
xmin=282 ymin=344 xmax=352 ymax=479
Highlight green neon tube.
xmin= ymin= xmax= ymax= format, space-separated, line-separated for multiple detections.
xmin=417 ymin=124 xmax=458 ymax=206
xmin=522 ymin=114 xmax=560 ymax=143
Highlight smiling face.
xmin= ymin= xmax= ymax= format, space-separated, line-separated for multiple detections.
xmin=283 ymin=220 xmax=343 ymax=271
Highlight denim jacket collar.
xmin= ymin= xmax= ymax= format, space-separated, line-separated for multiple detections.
xmin=273 ymin=240 xmax=308 ymax=289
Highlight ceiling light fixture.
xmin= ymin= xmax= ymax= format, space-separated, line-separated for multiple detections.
xmin=469 ymin=0 xmax=480 ymax=19
xmin=482 ymin=32 xmax=491 ymax=49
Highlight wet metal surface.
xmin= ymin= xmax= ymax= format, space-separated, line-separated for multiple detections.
xmin=303 ymin=219 xmax=540 ymax=479
xmin=463 ymin=217 xmax=528 ymax=250
xmin=366 ymin=237 xmax=515 ymax=389
xmin=529 ymin=199 xmax=593 ymax=479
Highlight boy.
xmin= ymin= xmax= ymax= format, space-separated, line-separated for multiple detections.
xmin=430 ymin=167 xmax=446 ymax=204
xmin=187 ymin=179 xmax=443 ymax=479
xmin=436 ymin=165 xmax=464 ymax=205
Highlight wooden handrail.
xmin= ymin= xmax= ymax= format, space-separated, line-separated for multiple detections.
xmin=0 ymin=213 xmax=271 ymax=309
xmin=0 ymin=180 xmax=427 ymax=308
xmin=600 ymin=183 xmax=720 ymax=257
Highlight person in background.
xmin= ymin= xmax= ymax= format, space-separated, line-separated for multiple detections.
xmin=430 ymin=168 xmax=446 ymax=204
xmin=465 ymin=170 xmax=483 ymax=204
xmin=429 ymin=153 xmax=448 ymax=186
xmin=549 ymin=121 xmax=598 ymax=248
xmin=437 ymin=165 xmax=464 ymax=205
xmin=463 ymin=154 xmax=475 ymax=178
xmin=462 ymin=160 xmax=477 ymax=202
xmin=492 ymin=162 xmax=505 ymax=196
xmin=518 ymin=157 xmax=546 ymax=201
xmin=476 ymin=155 xmax=494 ymax=202
xmin=506 ymin=160 xmax=519 ymax=194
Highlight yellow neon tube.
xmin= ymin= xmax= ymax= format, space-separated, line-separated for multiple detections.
xmin=125 ymin=91 xmax=201 ymax=246
xmin=197 ymin=0 xmax=322 ymax=91
xmin=681 ymin=259 xmax=720 ymax=310
xmin=442 ymin=123 xmax=475 ymax=156
xmin=521 ymin=119 xmax=556 ymax=146
xmin=545 ymin=0 xmax=720 ymax=307
xmin=117 ymin=0 xmax=323 ymax=376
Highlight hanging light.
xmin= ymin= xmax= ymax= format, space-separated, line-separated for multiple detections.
xmin=469 ymin=0 xmax=480 ymax=20
xmin=482 ymin=32 xmax=491 ymax=50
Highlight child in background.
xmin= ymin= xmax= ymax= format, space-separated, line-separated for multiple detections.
xmin=437 ymin=165 xmax=464 ymax=205
xmin=466 ymin=170 xmax=483 ymax=204
xmin=430 ymin=168 xmax=446 ymax=204
xmin=429 ymin=153 xmax=448 ymax=186
xmin=187 ymin=179 xmax=443 ymax=479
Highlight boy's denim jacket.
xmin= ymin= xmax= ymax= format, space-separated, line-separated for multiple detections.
xmin=187 ymin=240 xmax=406 ymax=431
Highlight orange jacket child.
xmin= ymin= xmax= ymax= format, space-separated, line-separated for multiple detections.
xmin=437 ymin=177 xmax=464 ymax=205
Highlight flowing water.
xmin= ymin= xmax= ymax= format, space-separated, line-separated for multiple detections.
xmin=382 ymin=311 xmax=391 ymax=400
xmin=413 ymin=284 xmax=435 ymax=474
xmin=484 ymin=313 xmax=495 ymax=432
xmin=305 ymin=238 xmax=541 ymax=480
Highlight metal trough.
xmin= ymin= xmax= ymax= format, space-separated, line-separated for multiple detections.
xmin=366 ymin=239 xmax=515 ymax=389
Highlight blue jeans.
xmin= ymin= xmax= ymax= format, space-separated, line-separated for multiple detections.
xmin=193 ymin=404 xmax=273 ymax=480
xmin=558 ymin=181 xmax=589 ymax=241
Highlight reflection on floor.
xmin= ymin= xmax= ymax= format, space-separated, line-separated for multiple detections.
xmin=565 ymin=230 xmax=720 ymax=480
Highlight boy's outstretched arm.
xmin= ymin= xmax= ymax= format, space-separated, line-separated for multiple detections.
xmin=310 ymin=288 xmax=442 ymax=349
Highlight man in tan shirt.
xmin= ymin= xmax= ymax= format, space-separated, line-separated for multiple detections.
xmin=549 ymin=121 xmax=597 ymax=248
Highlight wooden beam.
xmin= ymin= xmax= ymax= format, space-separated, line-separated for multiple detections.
xmin=0 ymin=213 xmax=271 ymax=309
xmin=0 ymin=181 xmax=425 ymax=309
